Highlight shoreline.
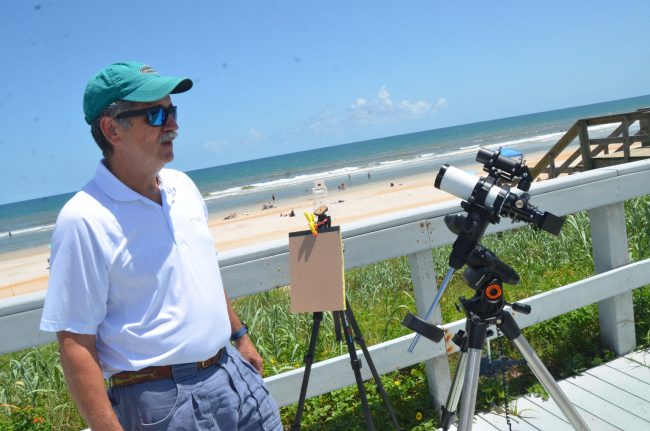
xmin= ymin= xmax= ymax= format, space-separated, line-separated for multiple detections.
xmin=0 ymin=149 xmax=567 ymax=299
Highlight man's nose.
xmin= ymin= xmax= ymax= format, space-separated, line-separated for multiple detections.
xmin=164 ymin=111 xmax=179 ymax=129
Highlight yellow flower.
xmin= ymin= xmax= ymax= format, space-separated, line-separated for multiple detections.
xmin=415 ymin=411 xmax=423 ymax=421
xmin=393 ymin=380 xmax=401 ymax=386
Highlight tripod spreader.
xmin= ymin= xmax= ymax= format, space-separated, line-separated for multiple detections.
xmin=510 ymin=302 xmax=531 ymax=315
xmin=402 ymin=313 xmax=445 ymax=343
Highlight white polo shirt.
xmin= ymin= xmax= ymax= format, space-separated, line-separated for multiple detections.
xmin=40 ymin=161 xmax=231 ymax=377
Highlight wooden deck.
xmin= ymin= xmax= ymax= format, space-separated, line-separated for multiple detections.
xmin=450 ymin=347 xmax=650 ymax=430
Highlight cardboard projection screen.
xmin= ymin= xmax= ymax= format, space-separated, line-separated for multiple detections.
xmin=289 ymin=226 xmax=345 ymax=312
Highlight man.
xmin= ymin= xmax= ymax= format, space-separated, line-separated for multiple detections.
xmin=40 ymin=61 xmax=282 ymax=430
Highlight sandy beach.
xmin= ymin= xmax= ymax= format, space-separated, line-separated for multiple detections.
xmin=0 ymin=150 xmax=565 ymax=299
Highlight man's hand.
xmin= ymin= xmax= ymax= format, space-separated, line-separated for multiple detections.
xmin=235 ymin=334 xmax=264 ymax=375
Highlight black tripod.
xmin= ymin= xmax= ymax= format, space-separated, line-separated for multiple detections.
xmin=437 ymin=245 xmax=590 ymax=430
xmin=292 ymin=298 xmax=401 ymax=431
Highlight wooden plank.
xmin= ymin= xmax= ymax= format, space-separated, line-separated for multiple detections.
xmin=264 ymin=331 xmax=451 ymax=406
xmin=626 ymin=348 xmax=650 ymax=366
xmin=516 ymin=396 xmax=577 ymax=430
xmin=578 ymin=120 xmax=594 ymax=170
xmin=568 ymin=373 xmax=650 ymax=420
xmin=556 ymin=378 xmax=650 ymax=429
xmin=474 ymin=411 xmax=540 ymax=430
xmin=522 ymin=394 xmax=621 ymax=430
xmin=591 ymin=137 xmax=627 ymax=145
xmin=468 ymin=343 xmax=650 ymax=431
xmin=586 ymin=366 xmax=650 ymax=402
xmin=594 ymin=147 xmax=650 ymax=159
xmin=447 ymin=415 xmax=500 ymax=430
xmin=530 ymin=123 xmax=579 ymax=178
xmin=0 ymin=309 xmax=56 ymax=355
xmin=510 ymin=258 xmax=650 ymax=332
xmin=606 ymin=356 xmax=650 ymax=382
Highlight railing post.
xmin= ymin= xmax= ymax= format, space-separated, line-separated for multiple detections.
xmin=639 ymin=113 xmax=650 ymax=147
xmin=408 ymin=250 xmax=452 ymax=410
xmin=589 ymin=203 xmax=636 ymax=355
xmin=578 ymin=119 xmax=593 ymax=171
xmin=622 ymin=115 xmax=631 ymax=162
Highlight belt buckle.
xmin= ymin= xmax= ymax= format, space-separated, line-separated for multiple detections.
xmin=200 ymin=359 xmax=210 ymax=368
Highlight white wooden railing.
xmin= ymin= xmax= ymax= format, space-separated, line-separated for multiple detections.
xmin=1 ymin=159 xmax=650 ymax=411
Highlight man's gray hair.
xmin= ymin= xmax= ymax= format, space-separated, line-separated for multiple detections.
xmin=90 ymin=100 xmax=137 ymax=158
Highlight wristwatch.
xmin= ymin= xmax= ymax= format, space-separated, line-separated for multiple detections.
xmin=231 ymin=322 xmax=249 ymax=342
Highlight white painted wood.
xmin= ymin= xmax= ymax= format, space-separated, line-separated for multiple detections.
xmin=556 ymin=378 xmax=649 ymax=429
xmin=408 ymin=249 xmax=452 ymax=409
xmin=447 ymin=416 xmax=501 ymax=430
xmin=450 ymin=349 xmax=650 ymax=430
xmin=506 ymin=259 xmax=650 ymax=332
xmin=586 ymin=366 xmax=650 ymax=402
xmin=625 ymin=347 xmax=650 ymax=366
xmin=606 ymin=356 xmax=650 ymax=382
xmin=569 ymin=372 xmax=650 ymax=420
xmin=515 ymin=396 xmax=576 ymax=430
xmin=522 ymin=394 xmax=619 ymax=430
xmin=0 ymin=291 xmax=54 ymax=355
xmin=264 ymin=332 xmax=448 ymax=407
xmin=475 ymin=412 xmax=540 ymax=430
xmin=590 ymin=202 xmax=636 ymax=354
xmin=590 ymin=204 xmax=631 ymax=272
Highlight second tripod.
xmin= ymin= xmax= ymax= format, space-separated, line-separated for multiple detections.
xmin=292 ymin=299 xmax=401 ymax=431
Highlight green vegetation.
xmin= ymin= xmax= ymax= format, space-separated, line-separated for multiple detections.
xmin=2 ymin=196 xmax=650 ymax=430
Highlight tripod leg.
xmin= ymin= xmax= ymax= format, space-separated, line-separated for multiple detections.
xmin=337 ymin=310 xmax=376 ymax=431
xmin=344 ymin=304 xmax=401 ymax=430
xmin=440 ymin=336 xmax=468 ymax=430
xmin=458 ymin=321 xmax=489 ymax=431
xmin=334 ymin=309 xmax=343 ymax=342
xmin=499 ymin=312 xmax=590 ymax=431
xmin=292 ymin=312 xmax=324 ymax=431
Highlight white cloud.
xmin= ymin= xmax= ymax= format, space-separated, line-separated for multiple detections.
xmin=202 ymin=139 xmax=230 ymax=153
xmin=397 ymin=100 xmax=431 ymax=116
xmin=244 ymin=128 xmax=265 ymax=143
xmin=308 ymin=110 xmax=340 ymax=132
xmin=377 ymin=86 xmax=394 ymax=111
xmin=348 ymin=86 xmax=439 ymax=123
xmin=202 ymin=128 xmax=267 ymax=157
xmin=350 ymin=98 xmax=368 ymax=109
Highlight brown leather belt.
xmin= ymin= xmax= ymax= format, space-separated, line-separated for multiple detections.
xmin=109 ymin=348 xmax=225 ymax=388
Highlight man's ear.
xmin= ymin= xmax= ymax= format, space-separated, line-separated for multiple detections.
xmin=99 ymin=116 xmax=121 ymax=144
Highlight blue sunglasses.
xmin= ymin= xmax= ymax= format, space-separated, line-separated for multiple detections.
xmin=116 ymin=105 xmax=177 ymax=126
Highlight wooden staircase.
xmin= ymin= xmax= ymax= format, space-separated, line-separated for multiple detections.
xmin=531 ymin=108 xmax=650 ymax=179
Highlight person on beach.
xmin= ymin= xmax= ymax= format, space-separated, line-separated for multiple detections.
xmin=39 ymin=61 xmax=281 ymax=431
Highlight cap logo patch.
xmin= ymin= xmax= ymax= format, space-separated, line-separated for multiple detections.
xmin=139 ymin=65 xmax=157 ymax=74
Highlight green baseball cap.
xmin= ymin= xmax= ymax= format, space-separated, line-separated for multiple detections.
xmin=83 ymin=61 xmax=193 ymax=124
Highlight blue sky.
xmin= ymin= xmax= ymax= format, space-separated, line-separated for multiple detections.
xmin=1 ymin=1 xmax=649 ymax=204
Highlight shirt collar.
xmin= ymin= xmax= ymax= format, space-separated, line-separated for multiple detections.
xmin=93 ymin=160 xmax=163 ymax=204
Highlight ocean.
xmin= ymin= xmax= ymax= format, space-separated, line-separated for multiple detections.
xmin=1 ymin=94 xmax=649 ymax=255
